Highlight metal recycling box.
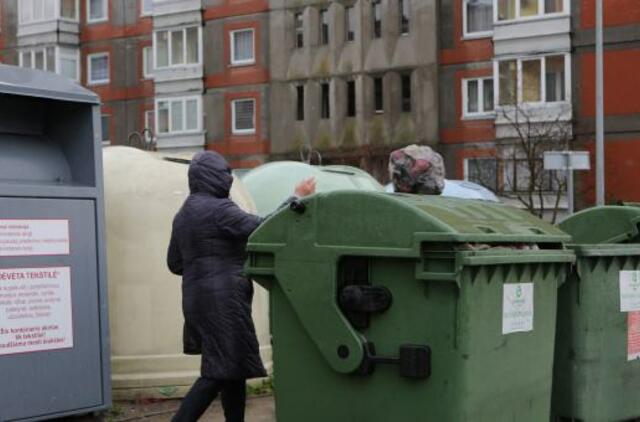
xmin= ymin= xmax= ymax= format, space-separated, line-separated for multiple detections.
xmin=0 ymin=66 xmax=110 ymax=421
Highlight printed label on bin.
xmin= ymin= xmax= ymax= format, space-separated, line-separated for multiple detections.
xmin=0 ymin=267 xmax=73 ymax=356
xmin=502 ymin=283 xmax=534 ymax=335
xmin=629 ymin=312 xmax=640 ymax=361
xmin=0 ymin=219 xmax=70 ymax=257
xmin=620 ymin=271 xmax=640 ymax=312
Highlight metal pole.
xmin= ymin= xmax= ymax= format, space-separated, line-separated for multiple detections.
xmin=567 ymin=168 xmax=574 ymax=215
xmin=595 ymin=0 xmax=605 ymax=205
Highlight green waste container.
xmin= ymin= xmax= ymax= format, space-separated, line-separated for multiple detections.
xmin=553 ymin=206 xmax=640 ymax=421
xmin=246 ymin=191 xmax=574 ymax=421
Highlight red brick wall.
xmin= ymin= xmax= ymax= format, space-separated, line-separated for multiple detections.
xmin=580 ymin=49 xmax=640 ymax=117
xmin=581 ymin=0 xmax=640 ymax=28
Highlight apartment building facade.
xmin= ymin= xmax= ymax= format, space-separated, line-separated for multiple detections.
xmin=439 ymin=0 xmax=640 ymax=206
xmin=2 ymin=0 xmax=640 ymax=204
xmin=0 ymin=0 xmax=269 ymax=167
xmin=269 ymin=0 xmax=439 ymax=179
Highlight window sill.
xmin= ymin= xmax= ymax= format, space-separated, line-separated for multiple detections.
xmin=231 ymin=130 xmax=257 ymax=136
xmin=86 ymin=18 xmax=109 ymax=25
xmin=461 ymin=31 xmax=493 ymax=41
xmin=157 ymin=130 xmax=205 ymax=137
xmin=462 ymin=112 xmax=496 ymax=121
xmin=87 ymin=80 xmax=110 ymax=86
xmin=494 ymin=12 xmax=570 ymax=26
xmin=229 ymin=61 xmax=256 ymax=68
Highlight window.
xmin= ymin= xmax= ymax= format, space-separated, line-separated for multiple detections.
xmin=399 ymin=0 xmax=410 ymax=35
xmin=464 ymin=0 xmax=493 ymax=37
xmin=59 ymin=47 xmax=79 ymax=81
xmin=143 ymin=46 xmax=153 ymax=78
xmin=465 ymin=158 xmax=498 ymax=192
xmin=296 ymin=85 xmax=305 ymax=121
xmin=320 ymin=9 xmax=329 ymax=45
xmin=19 ymin=47 xmax=56 ymax=72
xmin=503 ymin=159 xmax=560 ymax=192
xmin=463 ymin=77 xmax=494 ymax=117
xmin=154 ymin=26 xmax=200 ymax=69
xmin=347 ymin=80 xmax=356 ymax=117
xmin=321 ymin=83 xmax=330 ymax=119
xmin=345 ymin=6 xmax=355 ymax=42
xmin=498 ymin=60 xmax=517 ymax=105
xmin=87 ymin=52 xmax=110 ymax=85
xmin=545 ymin=0 xmax=563 ymax=13
xmin=19 ymin=0 xmax=58 ymax=24
xmin=60 ymin=0 xmax=78 ymax=20
xmin=231 ymin=29 xmax=255 ymax=65
xmin=545 ymin=55 xmax=565 ymax=102
xmin=19 ymin=46 xmax=78 ymax=81
xmin=232 ymin=99 xmax=256 ymax=135
xmin=87 ymin=0 xmax=108 ymax=23
xmin=141 ymin=0 xmax=153 ymax=16
xmin=372 ymin=0 xmax=382 ymax=38
xmin=295 ymin=12 xmax=304 ymax=48
xmin=497 ymin=0 xmax=516 ymax=20
xmin=497 ymin=0 xmax=566 ymax=21
xmin=522 ymin=58 xmax=541 ymax=102
xmin=401 ymin=74 xmax=411 ymax=112
xmin=497 ymin=54 xmax=568 ymax=106
xmin=156 ymin=97 xmax=201 ymax=135
xmin=374 ymin=77 xmax=383 ymax=113
xmin=101 ymin=114 xmax=110 ymax=145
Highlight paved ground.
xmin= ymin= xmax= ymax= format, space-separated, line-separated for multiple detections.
xmin=61 ymin=396 xmax=275 ymax=422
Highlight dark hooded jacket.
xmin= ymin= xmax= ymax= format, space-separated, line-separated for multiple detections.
xmin=167 ymin=151 xmax=267 ymax=380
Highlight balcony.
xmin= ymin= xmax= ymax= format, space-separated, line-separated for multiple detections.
xmin=16 ymin=0 xmax=80 ymax=47
xmin=492 ymin=0 xmax=571 ymax=58
xmin=153 ymin=0 xmax=202 ymax=17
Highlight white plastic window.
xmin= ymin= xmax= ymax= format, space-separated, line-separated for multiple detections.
xmin=232 ymin=99 xmax=256 ymax=135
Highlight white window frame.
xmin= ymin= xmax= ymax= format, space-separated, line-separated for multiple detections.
xmin=19 ymin=47 xmax=54 ymax=71
xmin=231 ymin=98 xmax=257 ymax=135
xmin=494 ymin=53 xmax=571 ymax=107
xmin=56 ymin=46 xmax=80 ymax=82
xmin=462 ymin=77 xmax=495 ymax=119
xmin=153 ymin=26 xmax=203 ymax=69
xmin=86 ymin=0 xmax=108 ymax=24
xmin=87 ymin=52 xmax=110 ymax=86
xmin=155 ymin=96 xmax=202 ymax=135
xmin=230 ymin=28 xmax=256 ymax=66
xmin=140 ymin=0 xmax=153 ymax=16
xmin=463 ymin=157 xmax=499 ymax=191
xmin=19 ymin=0 xmax=79 ymax=24
xmin=142 ymin=46 xmax=153 ymax=79
xmin=463 ymin=0 xmax=494 ymax=39
xmin=493 ymin=0 xmax=570 ymax=23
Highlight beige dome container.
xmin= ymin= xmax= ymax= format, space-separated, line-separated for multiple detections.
xmin=103 ymin=147 xmax=270 ymax=400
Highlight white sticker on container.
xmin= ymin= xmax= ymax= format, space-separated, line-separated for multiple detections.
xmin=620 ymin=271 xmax=640 ymax=312
xmin=0 ymin=219 xmax=70 ymax=257
xmin=0 ymin=267 xmax=73 ymax=356
xmin=502 ymin=283 xmax=534 ymax=335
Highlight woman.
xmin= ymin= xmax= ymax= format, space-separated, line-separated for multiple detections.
xmin=167 ymin=151 xmax=315 ymax=421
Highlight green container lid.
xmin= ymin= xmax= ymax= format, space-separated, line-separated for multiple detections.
xmin=558 ymin=206 xmax=640 ymax=244
xmin=242 ymin=161 xmax=384 ymax=217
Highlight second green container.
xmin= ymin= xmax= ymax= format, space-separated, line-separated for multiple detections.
xmin=553 ymin=206 xmax=640 ymax=421
xmin=247 ymin=192 xmax=574 ymax=421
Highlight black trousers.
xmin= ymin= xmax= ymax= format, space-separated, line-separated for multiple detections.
xmin=172 ymin=378 xmax=246 ymax=422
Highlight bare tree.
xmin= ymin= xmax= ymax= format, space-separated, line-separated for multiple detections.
xmin=470 ymin=105 xmax=572 ymax=223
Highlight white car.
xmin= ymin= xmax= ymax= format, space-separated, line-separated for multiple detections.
xmin=385 ymin=180 xmax=499 ymax=202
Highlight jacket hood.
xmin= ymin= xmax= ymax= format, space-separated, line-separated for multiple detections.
xmin=188 ymin=151 xmax=233 ymax=197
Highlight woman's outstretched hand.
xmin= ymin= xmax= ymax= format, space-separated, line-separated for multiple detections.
xmin=294 ymin=177 xmax=316 ymax=197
